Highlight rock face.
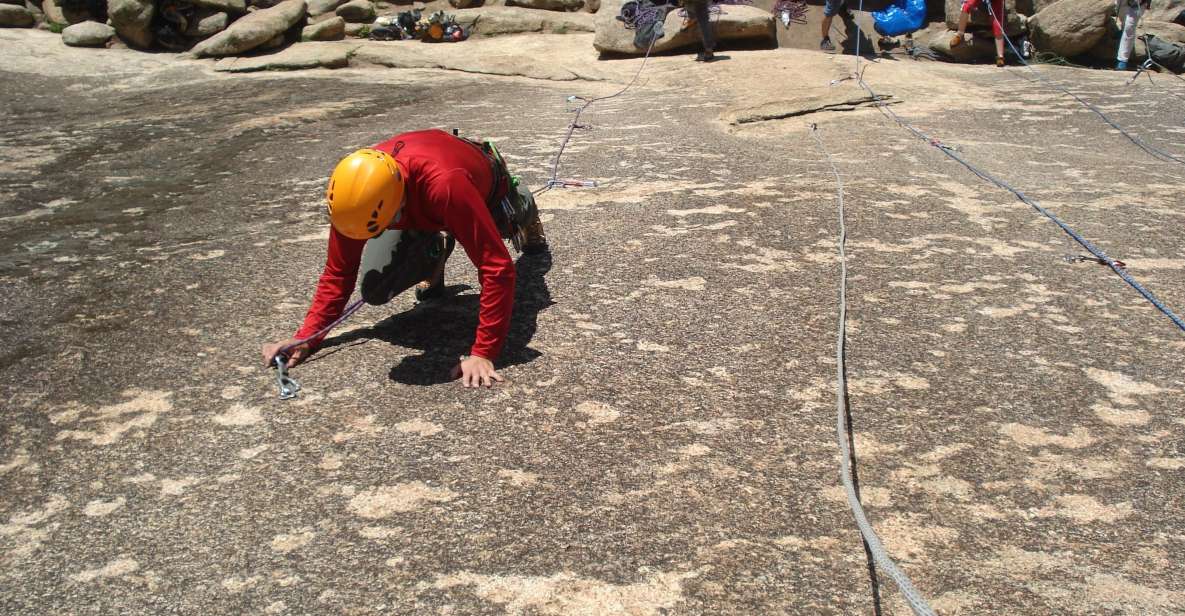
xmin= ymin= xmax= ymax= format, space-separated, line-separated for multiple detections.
xmin=1028 ymin=0 xmax=1111 ymax=57
xmin=190 ymin=0 xmax=306 ymax=56
xmin=186 ymin=10 xmax=229 ymax=37
xmin=306 ymin=0 xmax=345 ymax=16
xmin=0 ymin=3 xmax=33 ymax=25
xmin=302 ymin=14 xmax=343 ymax=39
xmin=506 ymin=0 xmax=584 ymax=12
xmin=944 ymin=0 xmax=1025 ymax=36
xmin=449 ymin=0 xmax=481 ymax=8
xmin=62 ymin=19 xmax=115 ymax=44
xmin=334 ymin=0 xmax=373 ymax=23
xmin=594 ymin=0 xmax=773 ymax=55
xmin=108 ymin=0 xmax=155 ymax=47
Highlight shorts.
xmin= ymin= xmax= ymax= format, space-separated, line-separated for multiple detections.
xmin=824 ymin=0 xmax=845 ymax=18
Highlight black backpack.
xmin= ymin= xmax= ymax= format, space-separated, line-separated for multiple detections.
xmin=1144 ymin=35 xmax=1185 ymax=73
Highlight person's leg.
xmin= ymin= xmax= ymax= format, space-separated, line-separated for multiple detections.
xmin=1117 ymin=3 xmax=1142 ymax=69
xmin=991 ymin=0 xmax=1005 ymax=64
xmin=820 ymin=0 xmax=840 ymax=50
xmin=951 ymin=0 xmax=975 ymax=47
xmin=692 ymin=0 xmax=715 ymax=60
xmin=414 ymin=233 xmax=454 ymax=301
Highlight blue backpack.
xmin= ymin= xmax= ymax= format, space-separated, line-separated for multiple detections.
xmin=872 ymin=0 xmax=926 ymax=37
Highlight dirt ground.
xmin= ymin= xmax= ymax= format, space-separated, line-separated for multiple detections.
xmin=2 ymin=28 xmax=1184 ymax=615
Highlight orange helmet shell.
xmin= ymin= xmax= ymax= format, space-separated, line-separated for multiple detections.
xmin=327 ymin=149 xmax=405 ymax=240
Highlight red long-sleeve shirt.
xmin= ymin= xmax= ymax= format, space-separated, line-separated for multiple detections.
xmin=294 ymin=129 xmax=515 ymax=360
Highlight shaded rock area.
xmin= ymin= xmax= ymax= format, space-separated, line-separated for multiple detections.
xmin=107 ymin=0 xmax=153 ymax=47
xmin=0 ymin=2 xmax=35 ymax=25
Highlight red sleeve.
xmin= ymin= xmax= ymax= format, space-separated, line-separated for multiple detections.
xmin=294 ymin=226 xmax=366 ymax=347
xmin=436 ymin=170 xmax=515 ymax=361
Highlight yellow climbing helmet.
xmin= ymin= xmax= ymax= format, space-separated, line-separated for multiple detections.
xmin=326 ymin=149 xmax=405 ymax=240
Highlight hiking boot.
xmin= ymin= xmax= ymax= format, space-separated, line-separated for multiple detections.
xmin=820 ymin=37 xmax=835 ymax=51
xmin=701 ymin=50 xmax=715 ymax=62
xmin=1116 ymin=60 xmax=1128 ymax=70
xmin=996 ymin=56 xmax=1005 ymax=67
xmin=694 ymin=51 xmax=705 ymax=61
xmin=522 ymin=216 xmax=549 ymax=255
xmin=950 ymin=33 xmax=964 ymax=48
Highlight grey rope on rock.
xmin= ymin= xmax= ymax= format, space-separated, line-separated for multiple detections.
xmin=809 ymin=124 xmax=938 ymax=616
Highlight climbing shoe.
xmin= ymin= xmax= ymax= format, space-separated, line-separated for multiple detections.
xmin=522 ymin=216 xmax=549 ymax=256
xmin=820 ymin=37 xmax=835 ymax=51
xmin=950 ymin=33 xmax=964 ymax=48
xmin=1116 ymin=60 xmax=1128 ymax=70
xmin=414 ymin=233 xmax=453 ymax=302
xmin=996 ymin=56 xmax=1005 ymax=67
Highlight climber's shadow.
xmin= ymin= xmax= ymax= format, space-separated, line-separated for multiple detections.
xmin=316 ymin=252 xmax=555 ymax=386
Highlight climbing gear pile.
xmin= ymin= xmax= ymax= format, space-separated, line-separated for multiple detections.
xmin=370 ymin=9 xmax=468 ymax=42
xmin=772 ymin=0 xmax=807 ymax=28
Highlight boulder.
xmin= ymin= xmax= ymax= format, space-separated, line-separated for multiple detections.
xmin=344 ymin=20 xmax=364 ymax=35
xmin=306 ymin=0 xmax=346 ymax=16
xmin=302 ymin=14 xmax=343 ymax=38
xmin=449 ymin=0 xmax=481 ymax=7
xmin=928 ymin=27 xmax=999 ymax=60
xmin=453 ymin=6 xmax=593 ymax=36
xmin=1145 ymin=0 xmax=1185 ymax=23
xmin=944 ymin=0 xmax=1024 ymax=36
xmin=584 ymin=0 xmax=597 ymax=12
xmin=213 ymin=41 xmax=353 ymax=71
xmin=1030 ymin=0 xmax=1060 ymax=12
xmin=334 ymin=0 xmax=373 ymax=22
xmin=193 ymin=0 xmax=247 ymax=13
xmin=61 ymin=19 xmax=114 ymax=43
xmin=190 ymin=0 xmax=306 ymax=55
xmin=186 ymin=9 xmax=229 ymax=37
xmin=1028 ymin=0 xmax=1111 ymax=57
xmin=0 ymin=3 xmax=33 ymax=25
xmin=0 ymin=0 xmax=25 ymax=5
xmin=594 ymin=0 xmax=773 ymax=55
xmin=262 ymin=31 xmax=284 ymax=47
xmin=108 ymin=0 xmax=154 ymax=46
xmin=506 ymin=0 xmax=583 ymax=11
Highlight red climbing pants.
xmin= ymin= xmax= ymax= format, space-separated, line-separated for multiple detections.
xmin=961 ymin=0 xmax=1005 ymax=37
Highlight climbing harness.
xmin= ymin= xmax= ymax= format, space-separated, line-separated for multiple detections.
xmin=810 ymin=123 xmax=936 ymax=616
xmin=982 ymin=3 xmax=1185 ymax=167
